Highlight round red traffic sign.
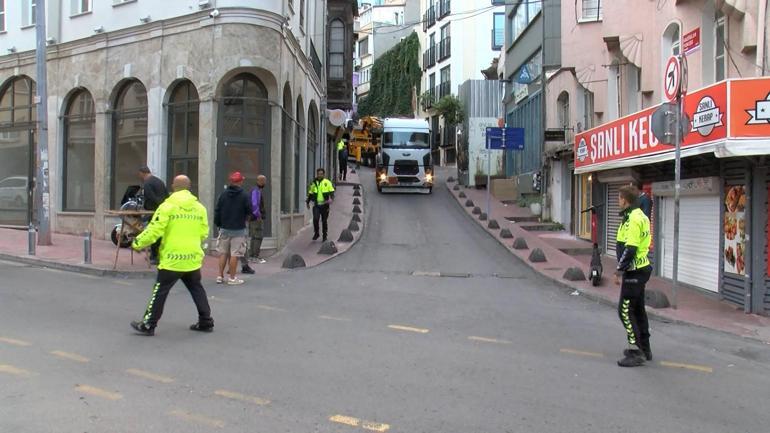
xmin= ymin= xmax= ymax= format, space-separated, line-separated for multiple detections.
xmin=664 ymin=56 xmax=681 ymax=102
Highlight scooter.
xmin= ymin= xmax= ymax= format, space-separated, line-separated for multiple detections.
xmin=580 ymin=203 xmax=605 ymax=286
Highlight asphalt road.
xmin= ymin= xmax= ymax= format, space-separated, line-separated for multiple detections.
xmin=2 ymin=169 xmax=770 ymax=433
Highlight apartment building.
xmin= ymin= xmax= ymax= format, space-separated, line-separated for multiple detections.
xmin=0 ymin=0 xmax=356 ymax=251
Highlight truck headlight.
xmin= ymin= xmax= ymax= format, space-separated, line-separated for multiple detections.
xmin=425 ymin=173 xmax=433 ymax=183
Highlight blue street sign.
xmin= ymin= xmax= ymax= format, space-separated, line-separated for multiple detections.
xmin=486 ymin=127 xmax=525 ymax=150
xmin=517 ymin=65 xmax=532 ymax=84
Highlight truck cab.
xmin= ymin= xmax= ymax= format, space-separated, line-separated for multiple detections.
xmin=375 ymin=118 xmax=433 ymax=193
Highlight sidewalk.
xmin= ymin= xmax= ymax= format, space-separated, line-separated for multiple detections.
xmin=445 ymin=179 xmax=770 ymax=344
xmin=0 ymin=171 xmax=365 ymax=280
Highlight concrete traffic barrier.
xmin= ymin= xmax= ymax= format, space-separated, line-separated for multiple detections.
xmin=465 ymin=200 xmax=474 ymax=207
xmin=513 ymin=237 xmax=529 ymax=250
xmin=353 ymin=205 xmax=362 ymax=214
xmin=282 ymin=254 xmax=306 ymax=269
xmin=447 ymin=176 xmax=455 ymax=182
xmin=528 ymin=248 xmax=547 ymax=263
xmin=646 ymin=290 xmax=671 ymax=309
xmin=318 ymin=241 xmax=338 ymax=255
xmin=479 ymin=213 xmax=488 ymax=221
xmin=353 ymin=198 xmax=361 ymax=205
xmin=338 ymin=229 xmax=354 ymax=243
xmin=487 ymin=219 xmax=500 ymax=229
xmin=353 ymin=190 xmax=362 ymax=197
xmin=352 ymin=214 xmax=362 ymax=223
xmin=500 ymin=228 xmax=513 ymax=238
xmin=353 ymin=184 xmax=361 ymax=190
xmin=453 ymin=185 xmax=460 ymax=191
xmin=458 ymin=192 xmax=467 ymax=198
xmin=563 ymin=267 xmax=587 ymax=281
xmin=348 ymin=220 xmax=360 ymax=232
xmin=472 ymin=206 xmax=481 ymax=215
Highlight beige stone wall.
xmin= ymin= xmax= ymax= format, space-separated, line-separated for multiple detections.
xmin=0 ymin=15 xmax=322 ymax=250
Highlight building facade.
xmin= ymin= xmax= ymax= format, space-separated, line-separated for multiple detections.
xmin=558 ymin=0 xmax=769 ymax=313
xmin=418 ymin=0 xmax=505 ymax=165
xmin=0 ymin=1 xmax=355 ymax=252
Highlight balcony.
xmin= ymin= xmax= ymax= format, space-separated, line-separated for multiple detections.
xmin=423 ymin=46 xmax=436 ymax=70
xmin=438 ymin=0 xmax=450 ymax=19
xmin=438 ymin=37 xmax=451 ymax=61
xmin=422 ymin=87 xmax=436 ymax=110
xmin=438 ymin=81 xmax=451 ymax=99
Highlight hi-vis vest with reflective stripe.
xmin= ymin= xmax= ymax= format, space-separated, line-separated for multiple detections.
xmin=337 ymin=140 xmax=345 ymax=151
xmin=308 ymin=178 xmax=335 ymax=205
xmin=616 ymin=207 xmax=651 ymax=270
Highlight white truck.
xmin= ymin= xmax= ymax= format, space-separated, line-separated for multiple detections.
xmin=375 ymin=118 xmax=433 ymax=194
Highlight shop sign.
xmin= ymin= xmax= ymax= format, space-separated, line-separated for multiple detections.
xmin=729 ymin=79 xmax=770 ymax=137
xmin=682 ymin=28 xmax=701 ymax=55
xmin=651 ymin=176 xmax=719 ymax=197
xmin=574 ymin=81 xmax=728 ymax=170
xmin=767 ymin=183 xmax=770 ymax=278
xmin=723 ymin=185 xmax=747 ymax=276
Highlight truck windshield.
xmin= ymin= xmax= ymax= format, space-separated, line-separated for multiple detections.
xmin=382 ymin=131 xmax=430 ymax=148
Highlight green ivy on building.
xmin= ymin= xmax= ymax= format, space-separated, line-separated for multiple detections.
xmin=358 ymin=32 xmax=421 ymax=117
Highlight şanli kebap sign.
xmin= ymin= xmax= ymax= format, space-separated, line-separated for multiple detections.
xmin=574 ymin=77 xmax=770 ymax=173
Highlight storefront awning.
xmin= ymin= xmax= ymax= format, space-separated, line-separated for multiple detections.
xmin=574 ymin=77 xmax=770 ymax=174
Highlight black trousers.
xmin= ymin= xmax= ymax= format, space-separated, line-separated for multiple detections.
xmin=339 ymin=157 xmax=348 ymax=180
xmin=313 ymin=204 xmax=330 ymax=238
xmin=618 ymin=266 xmax=652 ymax=350
xmin=143 ymin=269 xmax=212 ymax=328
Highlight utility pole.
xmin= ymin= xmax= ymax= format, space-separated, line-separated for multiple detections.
xmin=35 ymin=0 xmax=52 ymax=245
xmin=539 ymin=0 xmax=548 ymax=221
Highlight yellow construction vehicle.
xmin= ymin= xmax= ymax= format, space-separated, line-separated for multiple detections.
xmin=349 ymin=116 xmax=382 ymax=167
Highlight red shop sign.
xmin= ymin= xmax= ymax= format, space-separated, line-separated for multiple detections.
xmin=575 ymin=81 xmax=727 ymax=170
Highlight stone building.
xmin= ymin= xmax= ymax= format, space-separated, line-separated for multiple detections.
xmin=0 ymin=1 xmax=357 ymax=252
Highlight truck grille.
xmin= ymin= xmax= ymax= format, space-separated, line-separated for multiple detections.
xmin=393 ymin=160 xmax=419 ymax=175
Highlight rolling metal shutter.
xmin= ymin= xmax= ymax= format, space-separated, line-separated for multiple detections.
xmin=605 ymin=183 xmax=623 ymax=257
xmin=660 ymin=195 xmax=720 ymax=293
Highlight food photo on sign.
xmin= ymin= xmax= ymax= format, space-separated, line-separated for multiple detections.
xmin=723 ymin=185 xmax=747 ymax=276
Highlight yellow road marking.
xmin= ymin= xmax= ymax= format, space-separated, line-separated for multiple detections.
xmin=126 ymin=368 xmax=174 ymax=383
xmin=318 ymin=315 xmax=352 ymax=322
xmin=214 ymin=389 xmax=270 ymax=405
xmin=660 ymin=361 xmax=713 ymax=373
xmin=75 ymin=385 xmax=123 ymax=401
xmin=388 ymin=324 xmax=429 ymax=334
xmin=114 ymin=280 xmax=133 ymax=286
xmin=50 ymin=350 xmax=90 ymax=363
xmin=468 ymin=336 xmax=511 ymax=345
xmin=168 ymin=409 xmax=226 ymax=429
xmin=0 ymin=336 xmax=32 ymax=346
xmin=0 ymin=364 xmax=36 ymax=377
xmin=412 ymin=271 xmax=440 ymax=277
xmin=330 ymin=415 xmax=361 ymax=427
xmin=560 ymin=348 xmax=604 ymax=358
xmin=362 ymin=421 xmax=391 ymax=432
xmin=256 ymin=304 xmax=287 ymax=312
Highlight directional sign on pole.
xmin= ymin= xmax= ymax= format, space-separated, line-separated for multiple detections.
xmin=486 ymin=127 xmax=525 ymax=150
xmin=664 ymin=56 xmax=681 ymax=102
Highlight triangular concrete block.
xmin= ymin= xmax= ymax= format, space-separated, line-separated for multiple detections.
xmin=353 ymin=205 xmax=362 ymax=214
xmin=646 ymin=290 xmax=671 ymax=309
xmin=465 ymin=200 xmax=474 ymax=207
xmin=513 ymin=237 xmax=529 ymax=250
xmin=563 ymin=267 xmax=586 ymax=281
xmin=447 ymin=176 xmax=455 ymax=182
xmin=318 ymin=241 xmax=338 ymax=255
xmin=500 ymin=228 xmax=513 ymax=238
xmin=458 ymin=192 xmax=467 ymax=198
xmin=528 ymin=248 xmax=547 ymax=263
xmin=353 ymin=198 xmax=361 ymax=205
xmin=479 ymin=213 xmax=488 ymax=221
xmin=352 ymin=214 xmax=362 ymax=223
xmin=453 ymin=185 xmax=461 ymax=191
xmin=348 ymin=220 xmax=360 ymax=232
xmin=353 ymin=190 xmax=362 ymax=197
xmin=487 ymin=219 xmax=500 ymax=229
xmin=338 ymin=229 xmax=354 ymax=243
xmin=472 ymin=206 xmax=481 ymax=215
xmin=282 ymin=254 xmax=306 ymax=269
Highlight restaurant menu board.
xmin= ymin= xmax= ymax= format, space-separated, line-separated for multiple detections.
xmin=723 ymin=185 xmax=747 ymax=276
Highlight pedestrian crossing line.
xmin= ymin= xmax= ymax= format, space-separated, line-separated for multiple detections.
xmin=168 ymin=408 xmax=226 ymax=429
xmin=388 ymin=324 xmax=429 ymax=334
xmin=412 ymin=271 xmax=441 ymax=277
xmin=75 ymin=385 xmax=123 ymax=401
xmin=214 ymin=389 xmax=270 ymax=405
xmin=256 ymin=304 xmax=287 ymax=312
xmin=660 ymin=361 xmax=713 ymax=373
xmin=329 ymin=415 xmax=390 ymax=432
xmin=50 ymin=350 xmax=90 ymax=363
xmin=560 ymin=348 xmax=605 ymax=358
xmin=126 ymin=368 xmax=175 ymax=384
xmin=468 ymin=336 xmax=512 ymax=345
xmin=0 ymin=336 xmax=32 ymax=346
xmin=318 ymin=315 xmax=352 ymax=322
xmin=0 ymin=364 xmax=37 ymax=378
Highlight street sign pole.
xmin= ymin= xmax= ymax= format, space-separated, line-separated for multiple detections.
xmin=35 ymin=0 xmax=51 ymax=245
xmin=671 ymin=54 xmax=687 ymax=310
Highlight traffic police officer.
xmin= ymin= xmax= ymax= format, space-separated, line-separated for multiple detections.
xmin=306 ymin=168 xmax=336 ymax=242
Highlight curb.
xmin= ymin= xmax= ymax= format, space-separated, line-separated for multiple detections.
xmin=444 ymin=183 xmax=770 ymax=343
xmin=0 ymin=252 xmax=156 ymax=279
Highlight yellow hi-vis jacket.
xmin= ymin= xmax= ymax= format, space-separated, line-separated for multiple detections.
xmin=132 ymin=189 xmax=209 ymax=272
xmin=616 ymin=207 xmax=651 ymax=271
xmin=306 ymin=178 xmax=335 ymax=206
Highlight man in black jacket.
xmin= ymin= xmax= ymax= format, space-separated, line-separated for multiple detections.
xmin=138 ymin=166 xmax=169 ymax=264
xmin=214 ymin=172 xmax=252 ymax=285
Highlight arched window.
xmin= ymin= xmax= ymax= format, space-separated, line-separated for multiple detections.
xmin=329 ymin=19 xmax=345 ymax=79
xmin=63 ymin=89 xmax=95 ymax=211
xmin=222 ymin=73 xmax=268 ymax=142
xmin=0 ymin=76 xmax=36 ymax=226
xmin=557 ymin=91 xmax=570 ymax=132
xmin=294 ymin=99 xmax=304 ymax=212
xmin=111 ymin=80 xmax=148 ymax=208
xmin=168 ymin=81 xmax=200 ymax=195
xmin=307 ymin=104 xmax=318 ymax=187
xmin=281 ymin=85 xmax=293 ymax=214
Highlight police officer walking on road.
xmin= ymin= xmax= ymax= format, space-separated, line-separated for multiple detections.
xmin=615 ymin=185 xmax=653 ymax=367
xmin=337 ymin=134 xmax=349 ymax=181
xmin=130 ymin=175 xmax=213 ymax=336
xmin=307 ymin=168 xmax=335 ymax=242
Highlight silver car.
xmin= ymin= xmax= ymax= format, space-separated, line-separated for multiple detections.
xmin=0 ymin=176 xmax=28 ymax=209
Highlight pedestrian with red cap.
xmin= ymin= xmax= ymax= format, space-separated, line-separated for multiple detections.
xmin=214 ymin=171 xmax=253 ymax=285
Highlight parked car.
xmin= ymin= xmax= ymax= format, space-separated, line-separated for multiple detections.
xmin=0 ymin=176 xmax=28 ymax=209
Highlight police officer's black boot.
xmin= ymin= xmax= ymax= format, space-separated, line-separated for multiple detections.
xmin=618 ymin=348 xmax=646 ymax=367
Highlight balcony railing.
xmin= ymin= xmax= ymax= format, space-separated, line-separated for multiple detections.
xmin=422 ymin=87 xmax=436 ymax=110
xmin=424 ymin=6 xmax=436 ymax=30
xmin=438 ymin=81 xmax=451 ymax=99
xmin=438 ymin=0 xmax=450 ymax=19
xmin=438 ymin=37 xmax=451 ymax=61
xmin=423 ymin=46 xmax=436 ymax=70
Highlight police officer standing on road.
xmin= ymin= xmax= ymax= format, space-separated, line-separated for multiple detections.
xmin=615 ymin=185 xmax=653 ymax=367
xmin=130 ymin=175 xmax=213 ymax=336
xmin=307 ymin=168 xmax=335 ymax=242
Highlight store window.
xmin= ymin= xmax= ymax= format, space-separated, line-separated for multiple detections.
xmin=63 ymin=89 xmax=95 ymax=211
xmin=111 ymin=80 xmax=147 ymax=209
xmin=0 ymin=76 xmax=36 ymax=226
xmin=167 ymin=80 xmax=199 ymax=195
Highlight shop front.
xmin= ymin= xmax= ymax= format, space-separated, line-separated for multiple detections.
xmin=573 ymin=77 xmax=770 ymax=315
